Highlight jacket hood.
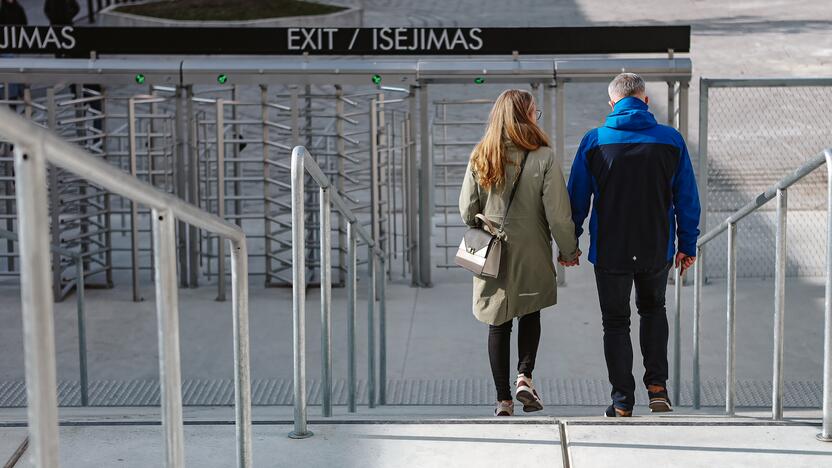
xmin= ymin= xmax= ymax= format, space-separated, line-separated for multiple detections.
xmin=604 ymin=96 xmax=657 ymax=131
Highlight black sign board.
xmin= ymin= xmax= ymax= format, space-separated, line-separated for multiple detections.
xmin=0 ymin=26 xmax=690 ymax=57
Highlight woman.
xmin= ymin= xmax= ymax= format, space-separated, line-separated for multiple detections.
xmin=459 ymin=89 xmax=579 ymax=416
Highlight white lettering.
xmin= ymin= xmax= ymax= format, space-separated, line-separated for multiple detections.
xmin=18 ymin=28 xmax=42 ymax=49
xmin=60 ymin=26 xmax=75 ymax=49
xmin=323 ymin=28 xmax=338 ymax=50
xmin=450 ymin=29 xmax=468 ymax=50
xmin=43 ymin=27 xmax=61 ymax=48
xmin=0 ymin=28 xmax=8 ymax=49
xmin=300 ymin=28 xmax=317 ymax=50
xmin=468 ymin=28 xmax=483 ymax=50
xmin=378 ymin=27 xmax=393 ymax=51
xmin=409 ymin=28 xmax=421 ymax=51
xmin=394 ymin=28 xmax=407 ymax=50
xmin=288 ymin=28 xmax=301 ymax=50
xmin=426 ymin=29 xmax=449 ymax=50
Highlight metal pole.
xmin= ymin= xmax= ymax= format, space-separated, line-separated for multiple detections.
xmin=370 ymin=99 xmax=381 ymax=250
xmin=75 ymin=254 xmax=89 ymax=406
xmin=673 ymin=265 xmax=682 ymax=406
xmin=692 ymin=244 xmax=703 ymax=409
xmin=772 ymin=188 xmax=787 ymax=420
xmin=819 ymin=150 xmax=832 ymax=442
xmin=128 ymin=97 xmax=142 ymax=302
xmin=367 ymin=244 xmax=376 ymax=408
xmin=407 ymin=86 xmax=420 ymax=286
xmin=725 ymin=222 xmax=737 ymax=416
xmin=187 ymin=86 xmax=200 ymax=288
xmin=261 ymin=85 xmax=273 ymax=287
xmin=667 ymin=80 xmax=676 ymax=127
xmin=418 ymin=83 xmax=432 ymax=286
xmin=46 ymin=87 xmax=62 ymax=301
xmin=230 ymin=239 xmax=253 ymax=466
xmin=347 ymin=221 xmax=357 ymax=413
xmin=175 ymin=86 xmax=189 ymax=287
xmin=679 ymin=80 xmax=692 ymax=284
xmin=335 ymin=85 xmax=347 ymax=286
xmin=320 ymin=187 xmax=333 ymax=417
xmin=14 ymin=143 xmax=60 ymax=468
xmin=151 ymin=208 xmax=185 ymax=468
xmin=545 ymin=83 xmax=566 ymax=286
xmin=379 ymin=255 xmax=387 ymax=405
xmin=698 ymin=80 xmax=709 ymax=283
xmin=289 ymin=148 xmax=312 ymax=439
xmin=216 ymin=100 xmax=227 ymax=301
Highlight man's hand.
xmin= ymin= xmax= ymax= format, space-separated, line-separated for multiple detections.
xmin=559 ymin=249 xmax=582 ymax=267
xmin=675 ymin=252 xmax=696 ymax=274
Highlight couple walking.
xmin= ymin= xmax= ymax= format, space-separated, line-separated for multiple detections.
xmin=459 ymin=73 xmax=701 ymax=417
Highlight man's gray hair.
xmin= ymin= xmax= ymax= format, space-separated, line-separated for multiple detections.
xmin=608 ymin=73 xmax=646 ymax=101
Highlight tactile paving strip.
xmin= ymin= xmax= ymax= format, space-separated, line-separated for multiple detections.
xmin=0 ymin=379 xmax=823 ymax=407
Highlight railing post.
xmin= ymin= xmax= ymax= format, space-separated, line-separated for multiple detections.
xmin=290 ymin=148 xmax=312 ymax=439
xmin=379 ymin=254 xmax=387 ymax=405
xmin=692 ymin=244 xmax=703 ymax=409
xmin=726 ymin=222 xmax=737 ymax=416
xmin=772 ymin=188 xmax=788 ymax=420
xmin=216 ymin=99 xmax=227 ymax=301
xmin=320 ymin=187 xmax=333 ymax=417
xmin=347 ymin=221 xmax=358 ymax=413
xmin=151 ymin=208 xmax=185 ymax=467
xmin=76 ymin=254 xmax=89 ymax=406
xmin=230 ymin=239 xmax=253 ymax=466
xmin=672 ymin=265 xmax=682 ymax=406
xmin=819 ymin=149 xmax=832 ymax=442
xmin=14 ymin=143 xmax=60 ymax=468
xmin=697 ymin=79 xmax=709 ymax=283
xmin=417 ymin=82 xmax=432 ymax=287
xmin=367 ymin=244 xmax=376 ymax=409
xmin=407 ymin=85 xmax=420 ymax=286
xmin=128 ymin=97 xmax=142 ymax=302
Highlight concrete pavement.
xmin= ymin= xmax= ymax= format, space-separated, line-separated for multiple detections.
xmin=2 ymin=406 xmax=831 ymax=467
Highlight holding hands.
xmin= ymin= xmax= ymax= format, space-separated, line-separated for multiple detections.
xmin=675 ymin=252 xmax=696 ymax=275
xmin=558 ymin=248 xmax=582 ymax=267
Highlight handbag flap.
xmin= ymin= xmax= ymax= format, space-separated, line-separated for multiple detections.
xmin=462 ymin=227 xmax=495 ymax=255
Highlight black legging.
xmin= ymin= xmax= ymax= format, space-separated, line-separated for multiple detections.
xmin=488 ymin=311 xmax=541 ymax=401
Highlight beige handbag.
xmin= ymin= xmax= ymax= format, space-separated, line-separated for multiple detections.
xmin=455 ymin=151 xmax=528 ymax=278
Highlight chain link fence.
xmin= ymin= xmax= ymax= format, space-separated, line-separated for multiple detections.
xmin=703 ymin=81 xmax=832 ymax=278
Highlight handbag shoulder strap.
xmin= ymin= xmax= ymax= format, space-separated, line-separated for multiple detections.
xmin=499 ymin=150 xmax=529 ymax=233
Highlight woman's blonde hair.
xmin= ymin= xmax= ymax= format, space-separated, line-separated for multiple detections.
xmin=470 ymin=89 xmax=550 ymax=190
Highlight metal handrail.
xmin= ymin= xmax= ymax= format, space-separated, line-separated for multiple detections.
xmin=0 ymin=105 xmax=253 ymax=467
xmin=0 ymin=228 xmax=89 ymax=407
xmin=691 ymin=147 xmax=832 ymax=441
xmin=289 ymin=146 xmax=387 ymax=439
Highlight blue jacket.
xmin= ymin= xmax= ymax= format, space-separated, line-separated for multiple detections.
xmin=567 ymin=97 xmax=700 ymax=271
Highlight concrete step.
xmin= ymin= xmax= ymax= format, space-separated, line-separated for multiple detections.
xmin=1 ymin=406 xmax=830 ymax=468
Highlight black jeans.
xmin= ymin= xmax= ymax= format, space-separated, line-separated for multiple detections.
xmin=488 ymin=311 xmax=541 ymax=401
xmin=594 ymin=262 xmax=671 ymax=410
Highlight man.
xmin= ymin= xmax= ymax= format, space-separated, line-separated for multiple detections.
xmin=564 ymin=73 xmax=700 ymax=417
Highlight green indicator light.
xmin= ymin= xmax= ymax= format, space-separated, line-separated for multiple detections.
xmin=217 ymin=74 xmax=228 ymax=84
xmin=135 ymin=74 xmax=145 ymax=84
xmin=371 ymin=74 xmax=382 ymax=85
xmin=474 ymin=77 xmax=485 ymax=85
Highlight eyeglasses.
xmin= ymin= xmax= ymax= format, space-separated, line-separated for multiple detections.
xmin=535 ymin=110 xmax=542 ymax=121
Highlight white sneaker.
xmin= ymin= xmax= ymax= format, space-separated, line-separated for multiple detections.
xmin=515 ymin=374 xmax=543 ymax=412
xmin=494 ymin=400 xmax=514 ymax=416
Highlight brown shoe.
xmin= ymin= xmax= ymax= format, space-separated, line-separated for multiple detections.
xmin=647 ymin=385 xmax=673 ymax=413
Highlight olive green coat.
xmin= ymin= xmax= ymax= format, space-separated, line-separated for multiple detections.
xmin=459 ymin=144 xmax=579 ymax=326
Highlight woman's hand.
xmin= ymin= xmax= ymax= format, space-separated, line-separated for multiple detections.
xmin=558 ymin=248 xmax=582 ymax=267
